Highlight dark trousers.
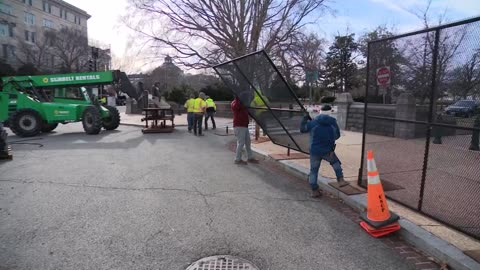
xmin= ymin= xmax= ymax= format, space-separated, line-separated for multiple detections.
xmin=187 ymin=112 xmax=194 ymax=131
xmin=205 ymin=111 xmax=216 ymax=130
xmin=193 ymin=113 xmax=204 ymax=135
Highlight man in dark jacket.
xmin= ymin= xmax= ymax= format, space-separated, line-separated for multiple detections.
xmin=300 ymin=105 xmax=347 ymax=197
xmin=231 ymin=96 xmax=259 ymax=165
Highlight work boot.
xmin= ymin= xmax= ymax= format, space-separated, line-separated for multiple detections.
xmin=337 ymin=177 xmax=349 ymax=187
xmin=311 ymin=188 xmax=322 ymax=198
xmin=234 ymin=160 xmax=247 ymax=165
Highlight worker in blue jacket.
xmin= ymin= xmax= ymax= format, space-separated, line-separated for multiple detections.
xmin=300 ymin=104 xmax=348 ymax=198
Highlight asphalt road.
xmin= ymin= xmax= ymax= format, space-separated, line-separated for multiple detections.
xmin=0 ymin=124 xmax=412 ymax=270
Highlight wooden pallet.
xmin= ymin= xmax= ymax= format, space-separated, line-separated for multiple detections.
xmin=0 ymin=146 xmax=13 ymax=160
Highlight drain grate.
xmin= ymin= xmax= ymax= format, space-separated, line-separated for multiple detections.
xmin=186 ymin=255 xmax=259 ymax=270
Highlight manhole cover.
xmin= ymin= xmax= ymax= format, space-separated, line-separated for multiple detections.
xmin=186 ymin=255 xmax=259 ymax=270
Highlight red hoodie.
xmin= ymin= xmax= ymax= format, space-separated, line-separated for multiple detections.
xmin=231 ymin=97 xmax=249 ymax=127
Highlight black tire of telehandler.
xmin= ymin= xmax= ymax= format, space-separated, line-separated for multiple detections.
xmin=102 ymin=106 xmax=120 ymax=130
xmin=9 ymin=109 xmax=42 ymax=137
xmin=82 ymin=106 xmax=102 ymax=135
xmin=41 ymin=123 xmax=58 ymax=133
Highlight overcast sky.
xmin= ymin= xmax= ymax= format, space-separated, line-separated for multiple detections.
xmin=64 ymin=0 xmax=480 ymax=72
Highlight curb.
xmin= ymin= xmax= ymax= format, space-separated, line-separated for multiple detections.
xmin=251 ymin=147 xmax=480 ymax=270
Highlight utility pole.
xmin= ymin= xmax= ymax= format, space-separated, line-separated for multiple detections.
xmin=306 ymin=69 xmax=318 ymax=104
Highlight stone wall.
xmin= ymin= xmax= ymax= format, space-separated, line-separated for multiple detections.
xmin=346 ymin=104 xmax=365 ymax=132
xmin=215 ymin=101 xmax=233 ymax=118
xmin=345 ymin=103 xmax=396 ymax=137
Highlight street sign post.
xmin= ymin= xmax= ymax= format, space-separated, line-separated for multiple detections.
xmin=306 ymin=70 xmax=319 ymax=104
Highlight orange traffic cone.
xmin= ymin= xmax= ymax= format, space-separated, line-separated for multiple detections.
xmin=360 ymin=150 xmax=400 ymax=237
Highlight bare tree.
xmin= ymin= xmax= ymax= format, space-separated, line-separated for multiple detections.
xmin=447 ymin=50 xmax=480 ymax=99
xmin=16 ymin=27 xmax=56 ymax=72
xmin=46 ymin=27 xmax=89 ymax=72
xmin=403 ymin=0 xmax=468 ymax=104
xmin=126 ymin=0 xmax=329 ymax=69
xmin=276 ymin=32 xmax=325 ymax=82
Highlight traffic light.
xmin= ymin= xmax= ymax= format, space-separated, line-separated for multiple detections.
xmin=88 ymin=60 xmax=93 ymax=71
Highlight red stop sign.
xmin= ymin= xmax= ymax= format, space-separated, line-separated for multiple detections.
xmin=376 ymin=66 xmax=391 ymax=86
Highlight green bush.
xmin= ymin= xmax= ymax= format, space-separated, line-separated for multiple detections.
xmin=201 ymin=82 xmax=234 ymax=101
xmin=17 ymin=63 xmax=40 ymax=76
xmin=167 ymin=86 xmax=188 ymax=104
xmin=0 ymin=60 xmax=15 ymax=77
xmin=353 ymin=96 xmax=365 ymax=103
xmin=321 ymin=96 xmax=336 ymax=103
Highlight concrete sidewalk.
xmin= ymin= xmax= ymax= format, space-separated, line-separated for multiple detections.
xmin=249 ymin=131 xmax=480 ymax=270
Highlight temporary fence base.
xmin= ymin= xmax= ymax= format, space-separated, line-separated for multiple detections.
xmin=360 ymin=221 xmax=401 ymax=238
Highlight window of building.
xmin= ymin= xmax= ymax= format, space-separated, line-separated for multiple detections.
xmin=0 ymin=24 xmax=8 ymax=37
xmin=24 ymin=12 xmax=35 ymax=25
xmin=60 ymin=9 xmax=68 ymax=20
xmin=2 ymin=44 xmax=15 ymax=60
xmin=22 ymin=0 xmax=33 ymax=6
xmin=1 ymin=23 xmax=14 ymax=37
xmin=43 ymin=1 xmax=52 ymax=13
xmin=25 ymin=31 xmax=36 ymax=43
xmin=1 ymin=44 xmax=7 ymax=59
xmin=0 ymin=3 xmax=13 ymax=15
xmin=74 ymin=15 xmax=80 ymax=25
xmin=43 ymin=18 xmax=54 ymax=29
xmin=9 ymin=25 xmax=14 ymax=37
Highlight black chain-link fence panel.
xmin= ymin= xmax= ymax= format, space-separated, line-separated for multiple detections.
xmin=361 ymin=17 xmax=480 ymax=239
xmin=213 ymin=51 xmax=310 ymax=153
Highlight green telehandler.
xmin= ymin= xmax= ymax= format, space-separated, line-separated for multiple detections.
xmin=0 ymin=70 xmax=135 ymax=137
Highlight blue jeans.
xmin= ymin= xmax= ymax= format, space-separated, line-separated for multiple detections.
xmin=309 ymin=152 xmax=344 ymax=190
xmin=187 ymin=112 xmax=194 ymax=131
xmin=234 ymin=127 xmax=253 ymax=161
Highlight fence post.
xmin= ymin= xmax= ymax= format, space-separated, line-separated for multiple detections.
xmin=418 ymin=29 xmax=441 ymax=212
xmin=394 ymin=93 xmax=416 ymax=139
xmin=336 ymin=93 xmax=353 ymax=130
xmin=469 ymin=115 xmax=480 ymax=151
xmin=432 ymin=114 xmax=443 ymax=144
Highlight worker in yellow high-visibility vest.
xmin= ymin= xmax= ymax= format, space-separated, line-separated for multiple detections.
xmin=192 ymin=92 xmax=207 ymax=136
xmin=184 ymin=93 xmax=196 ymax=133
xmin=250 ymin=87 xmax=269 ymax=129
xmin=204 ymin=96 xmax=217 ymax=130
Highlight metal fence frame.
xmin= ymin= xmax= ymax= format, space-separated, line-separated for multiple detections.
xmin=358 ymin=16 xmax=480 ymax=239
xmin=213 ymin=50 xmax=310 ymax=153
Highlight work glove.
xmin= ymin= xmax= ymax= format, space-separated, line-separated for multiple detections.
xmin=303 ymin=113 xmax=311 ymax=120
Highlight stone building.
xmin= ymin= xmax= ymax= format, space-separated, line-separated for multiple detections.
xmin=0 ymin=0 xmax=90 ymax=70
